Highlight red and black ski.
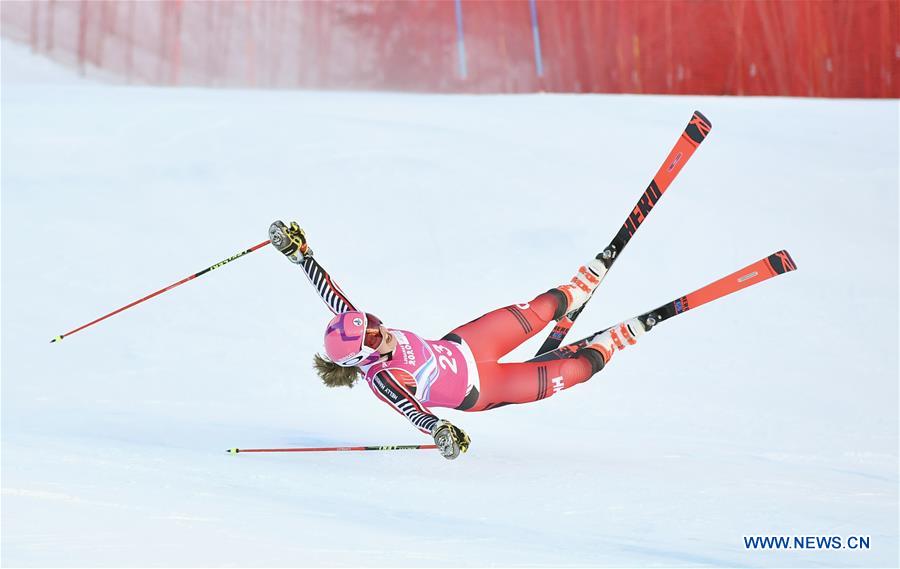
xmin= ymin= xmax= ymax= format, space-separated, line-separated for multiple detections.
xmin=535 ymin=110 xmax=713 ymax=356
xmin=529 ymin=250 xmax=797 ymax=363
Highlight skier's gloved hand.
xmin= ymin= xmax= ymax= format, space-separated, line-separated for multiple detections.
xmin=269 ymin=220 xmax=311 ymax=263
xmin=432 ymin=420 xmax=470 ymax=460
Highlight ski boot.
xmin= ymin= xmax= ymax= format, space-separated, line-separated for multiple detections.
xmin=269 ymin=220 xmax=311 ymax=263
xmin=580 ymin=317 xmax=646 ymax=366
xmin=432 ymin=420 xmax=470 ymax=460
xmin=554 ymin=258 xmax=606 ymax=316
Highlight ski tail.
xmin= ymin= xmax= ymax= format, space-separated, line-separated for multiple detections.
xmin=535 ymin=110 xmax=712 ymax=356
xmin=529 ymin=250 xmax=797 ymax=363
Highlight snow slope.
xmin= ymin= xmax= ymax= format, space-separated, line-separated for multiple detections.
xmin=2 ymin=38 xmax=898 ymax=567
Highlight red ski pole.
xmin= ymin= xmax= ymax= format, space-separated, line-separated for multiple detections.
xmin=51 ymin=240 xmax=271 ymax=343
xmin=227 ymin=445 xmax=438 ymax=454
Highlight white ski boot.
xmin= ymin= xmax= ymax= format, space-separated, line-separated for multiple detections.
xmin=555 ymin=258 xmax=607 ymax=315
xmin=583 ymin=317 xmax=646 ymax=364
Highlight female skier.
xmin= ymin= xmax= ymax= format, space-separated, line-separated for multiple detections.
xmin=269 ymin=220 xmax=645 ymax=460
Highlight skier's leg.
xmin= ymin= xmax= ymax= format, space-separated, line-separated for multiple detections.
xmin=466 ymin=319 xmax=647 ymax=411
xmin=468 ymin=356 xmax=601 ymax=410
xmin=444 ymin=292 xmax=563 ymax=362
xmin=445 ymin=259 xmax=607 ymax=362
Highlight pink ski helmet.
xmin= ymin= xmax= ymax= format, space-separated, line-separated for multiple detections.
xmin=324 ymin=310 xmax=385 ymax=367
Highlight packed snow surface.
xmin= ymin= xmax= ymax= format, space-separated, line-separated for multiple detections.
xmin=2 ymin=39 xmax=898 ymax=567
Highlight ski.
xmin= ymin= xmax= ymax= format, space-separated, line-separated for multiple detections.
xmin=227 ymin=444 xmax=437 ymax=454
xmin=529 ymin=250 xmax=797 ymax=363
xmin=535 ymin=110 xmax=713 ymax=356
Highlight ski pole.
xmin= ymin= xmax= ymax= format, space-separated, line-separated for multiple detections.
xmin=51 ymin=239 xmax=271 ymax=343
xmin=227 ymin=445 xmax=438 ymax=454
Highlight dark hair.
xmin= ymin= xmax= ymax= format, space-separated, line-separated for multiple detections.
xmin=313 ymin=353 xmax=362 ymax=388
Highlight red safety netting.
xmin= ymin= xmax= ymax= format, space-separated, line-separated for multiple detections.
xmin=2 ymin=0 xmax=897 ymax=97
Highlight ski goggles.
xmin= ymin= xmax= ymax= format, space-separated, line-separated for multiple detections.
xmin=333 ymin=313 xmax=385 ymax=367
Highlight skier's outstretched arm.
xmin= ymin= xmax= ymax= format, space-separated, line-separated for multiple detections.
xmin=369 ymin=369 xmax=471 ymax=460
xmin=369 ymin=370 xmax=440 ymax=433
xmin=269 ymin=220 xmax=356 ymax=315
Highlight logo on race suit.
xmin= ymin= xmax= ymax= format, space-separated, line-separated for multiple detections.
xmin=400 ymin=343 xmax=416 ymax=366
xmin=390 ymin=331 xmax=415 ymax=366
xmin=516 ymin=303 xmax=530 ymax=310
xmin=373 ymin=375 xmax=399 ymax=401
xmin=551 ymin=376 xmax=565 ymax=393
xmin=353 ymin=317 xmax=363 ymax=327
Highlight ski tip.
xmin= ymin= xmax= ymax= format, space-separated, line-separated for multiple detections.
xmin=693 ymin=110 xmax=711 ymax=128
xmin=686 ymin=111 xmax=712 ymax=143
xmin=227 ymin=448 xmax=240 ymax=455
xmin=767 ymin=250 xmax=798 ymax=274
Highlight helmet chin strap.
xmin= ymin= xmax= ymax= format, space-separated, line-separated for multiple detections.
xmin=347 ymin=345 xmax=392 ymax=368
xmin=365 ymin=350 xmax=393 ymax=367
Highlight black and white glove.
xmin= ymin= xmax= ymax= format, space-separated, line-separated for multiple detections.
xmin=269 ymin=220 xmax=311 ymax=263
xmin=432 ymin=420 xmax=470 ymax=460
